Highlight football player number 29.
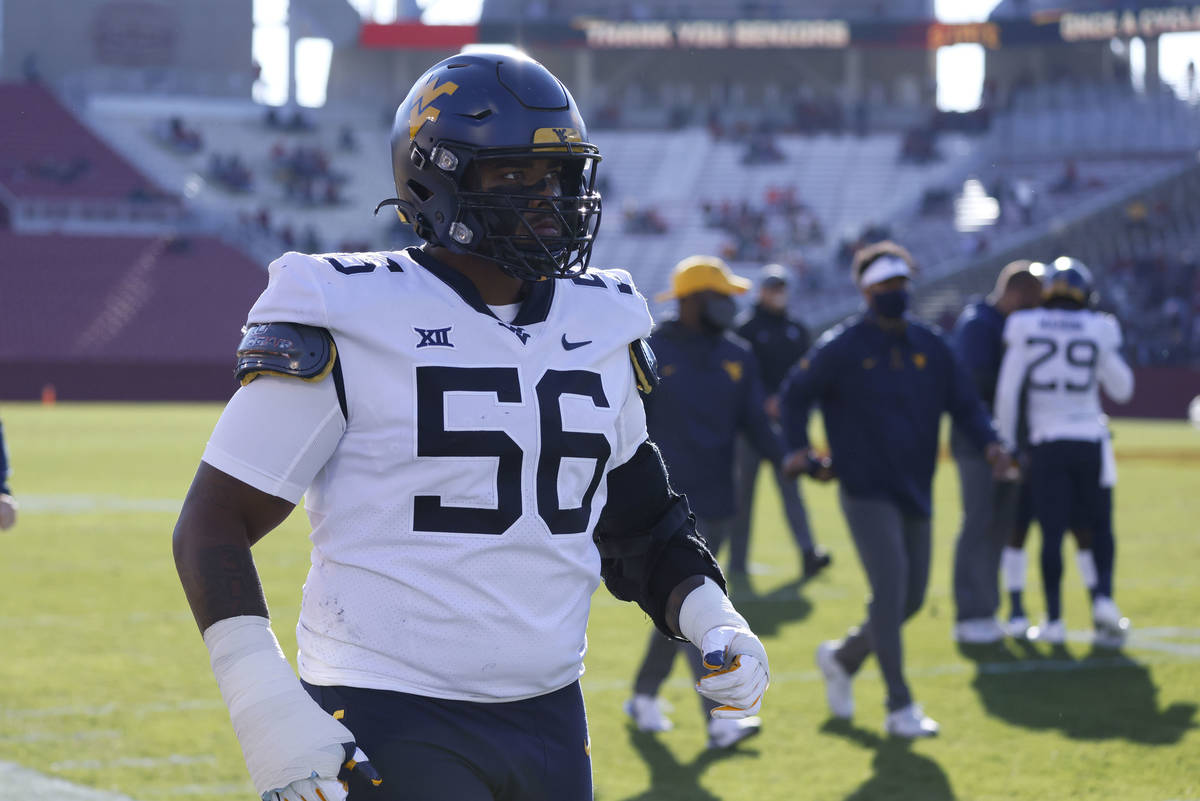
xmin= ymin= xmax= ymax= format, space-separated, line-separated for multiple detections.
xmin=1026 ymin=336 xmax=1099 ymax=392
xmin=414 ymin=366 xmax=611 ymax=536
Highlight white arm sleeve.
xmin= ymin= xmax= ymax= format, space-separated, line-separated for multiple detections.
xmin=993 ymin=319 xmax=1027 ymax=451
xmin=202 ymin=375 xmax=345 ymax=504
xmin=1097 ymin=318 xmax=1134 ymax=404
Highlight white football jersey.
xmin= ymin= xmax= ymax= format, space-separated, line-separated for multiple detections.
xmin=202 ymin=248 xmax=653 ymax=702
xmin=994 ymin=307 xmax=1134 ymax=450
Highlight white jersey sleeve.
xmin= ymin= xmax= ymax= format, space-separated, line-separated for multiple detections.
xmin=247 ymin=252 xmax=333 ymax=328
xmin=1095 ymin=314 xmax=1134 ymax=404
xmin=202 ymin=376 xmax=344 ymax=504
xmin=201 ymin=251 xmax=347 ymax=502
xmin=993 ymin=312 xmax=1032 ymax=451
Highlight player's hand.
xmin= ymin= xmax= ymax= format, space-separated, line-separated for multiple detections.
xmin=696 ymin=625 xmax=770 ymax=719
xmin=262 ymin=744 xmax=381 ymax=801
xmin=264 ymin=774 xmax=346 ymax=801
xmin=985 ymin=442 xmax=1019 ymax=481
xmin=782 ymin=449 xmax=810 ymax=479
xmin=809 ymin=453 xmax=836 ymax=482
xmin=764 ymin=394 xmax=782 ymax=422
xmin=0 ymin=494 xmax=17 ymax=530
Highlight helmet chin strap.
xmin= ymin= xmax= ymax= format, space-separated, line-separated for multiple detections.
xmin=373 ymin=198 xmax=402 ymax=215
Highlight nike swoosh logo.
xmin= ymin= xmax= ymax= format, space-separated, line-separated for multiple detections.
xmin=561 ymin=335 xmax=592 ymax=351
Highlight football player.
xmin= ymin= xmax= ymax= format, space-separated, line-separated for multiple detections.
xmin=0 ymin=419 xmax=15 ymax=531
xmin=172 ymin=51 xmax=768 ymax=801
xmin=1001 ymin=425 xmax=1124 ymax=643
xmin=994 ymin=258 xmax=1134 ymax=645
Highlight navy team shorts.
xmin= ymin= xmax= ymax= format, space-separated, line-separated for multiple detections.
xmin=302 ymin=679 xmax=592 ymax=801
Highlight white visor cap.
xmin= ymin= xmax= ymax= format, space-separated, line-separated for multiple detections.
xmin=858 ymin=255 xmax=912 ymax=288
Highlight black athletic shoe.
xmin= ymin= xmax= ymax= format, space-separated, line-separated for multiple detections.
xmin=802 ymin=547 xmax=832 ymax=579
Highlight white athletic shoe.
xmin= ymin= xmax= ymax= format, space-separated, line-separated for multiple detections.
xmin=623 ymin=694 xmax=673 ymax=732
xmin=953 ymin=618 xmax=1005 ymax=644
xmin=1029 ymin=619 xmax=1066 ymax=644
xmin=1004 ymin=616 xmax=1031 ymax=639
xmin=885 ymin=703 xmax=939 ymax=738
xmin=707 ymin=715 xmax=762 ymax=749
xmin=1092 ymin=596 xmax=1131 ymax=646
xmin=816 ymin=640 xmax=854 ymax=719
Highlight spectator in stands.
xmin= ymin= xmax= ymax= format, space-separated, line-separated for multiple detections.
xmin=1051 ymin=158 xmax=1078 ymax=194
xmin=742 ymin=131 xmax=785 ymax=165
xmin=21 ymin=52 xmax=40 ymax=84
xmin=0 ymin=419 xmax=16 ymax=531
xmin=208 ymin=153 xmax=253 ymax=193
xmin=338 ymin=124 xmax=359 ymax=153
xmin=899 ymin=127 xmax=938 ymax=164
xmin=160 ymin=116 xmax=203 ymax=154
xmin=622 ymin=203 xmax=669 ymax=235
xmin=731 ymin=265 xmax=830 ymax=583
xmin=300 ymin=225 xmax=322 ymax=255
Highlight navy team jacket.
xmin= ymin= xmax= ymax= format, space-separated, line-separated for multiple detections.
xmin=644 ymin=319 xmax=785 ymax=520
xmin=780 ymin=312 xmax=997 ymax=518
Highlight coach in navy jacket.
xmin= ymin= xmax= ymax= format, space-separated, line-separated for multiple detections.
xmin=627 ymin=255 xmax=785 ymax=748
xmin=779 ymin=241 xmax=1011 ymax=739
xmin=948 ymin=262 xmax=1042 ymax=643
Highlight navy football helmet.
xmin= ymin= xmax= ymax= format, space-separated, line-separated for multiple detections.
xmin=1040 ymin=256 xmax=1095 ymax=308
xmin=380 ymin=51 xmax=602 ymax=281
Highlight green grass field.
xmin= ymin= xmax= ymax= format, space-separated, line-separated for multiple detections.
xmin=0 ymin=402 xmax=1197 ymax=801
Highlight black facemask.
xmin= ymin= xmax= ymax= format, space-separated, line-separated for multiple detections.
xmin=872 ymin=288 xmax=909 ymax=319
xmin=701 ymin=294 xmax=738 ymax=332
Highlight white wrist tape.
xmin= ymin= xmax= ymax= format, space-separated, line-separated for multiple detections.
xmin=204 ymin=615 xmax=353 ymax=795
xmin=677 ymin=578 xmax=748 ymax=649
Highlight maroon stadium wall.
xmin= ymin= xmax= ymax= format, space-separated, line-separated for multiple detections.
xmin=0 ymin=232 xmax=264 ymax=401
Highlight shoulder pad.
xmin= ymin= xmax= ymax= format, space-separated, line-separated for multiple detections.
xmin=236 ymin=322 xmax=336 ymax=386
xmin=629 ymin=338 xmax=659 ymax=394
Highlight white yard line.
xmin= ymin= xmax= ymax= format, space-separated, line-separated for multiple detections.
xmin=49 ymin=755 xmax=215 ymax=772
xmin=0 ymin=761 xmax=138 ymax=801
xmin=18 ymin=495 xmax=181 ymax=514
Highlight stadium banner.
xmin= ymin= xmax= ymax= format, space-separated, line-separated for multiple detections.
xmin=360 ymin=22 xmax=480 ymax=49
xmin=462 ymin=8 xmax=1200 ymax=50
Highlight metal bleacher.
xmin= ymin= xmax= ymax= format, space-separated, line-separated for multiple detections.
xmin=591 ymin=130 xmax=981 ymax=307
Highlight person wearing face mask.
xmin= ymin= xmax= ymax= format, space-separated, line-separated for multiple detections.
xmin=779 ymin=241 xmax=1014 ymax=738
xmin=623 ymin=255 xmax=788 ymax=748
xmin=732 ymin=265 xmax=831 ymax=583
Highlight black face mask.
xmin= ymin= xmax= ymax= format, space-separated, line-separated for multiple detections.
xmin=700 ymin=294 xmax=738 ymax=332
xmin=872 ymin=288 xmax=909 ymax=319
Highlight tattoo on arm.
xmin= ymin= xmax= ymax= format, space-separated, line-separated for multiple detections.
xmin=173 ymin=463 xmax=294 ymax=632
xmin=176 ymin=542 xmax=269 ymax=632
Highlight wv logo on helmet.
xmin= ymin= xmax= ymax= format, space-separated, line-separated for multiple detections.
xmin=408 ymin=77 xmax=459 ymax=139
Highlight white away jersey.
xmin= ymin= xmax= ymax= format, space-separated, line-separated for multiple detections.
xmin=202 ymin=248 xmax=653 ymax=702
xmin=994 ymin=308 xmax=1134 ymax=449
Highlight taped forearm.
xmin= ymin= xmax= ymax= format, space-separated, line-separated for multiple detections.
xmin=204 ymin=615 xmax=353 ymax=795
xmin=677 ymin=577 xmax=750 ymax=649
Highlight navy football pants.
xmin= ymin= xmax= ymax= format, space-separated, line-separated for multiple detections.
xmin=303 ymin=680 xmax=591 ymax=801
xmin=1029 ymin=439 xmax=1104 ymax=621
